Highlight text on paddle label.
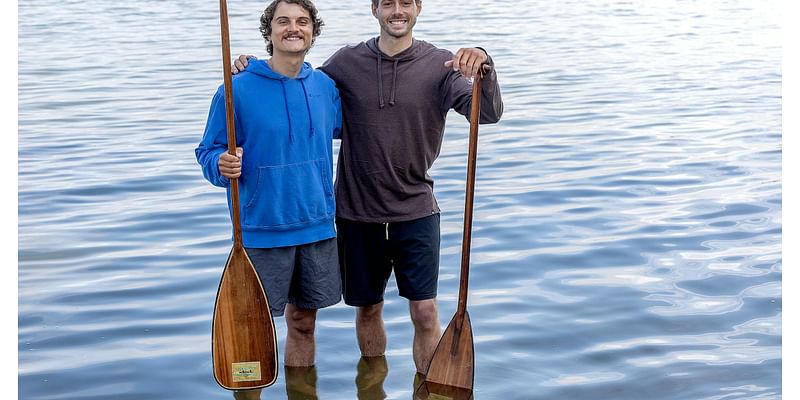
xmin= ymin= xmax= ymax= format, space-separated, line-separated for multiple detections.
xmin=231 ymin=361 xmax=262 ymax=382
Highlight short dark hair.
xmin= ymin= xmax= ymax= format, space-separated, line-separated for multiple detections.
xmin=260 ymin=0 xmax=324 ymax=56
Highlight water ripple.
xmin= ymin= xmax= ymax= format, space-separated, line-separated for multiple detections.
xmin=19 ymin=0 xmax=781 ymax=399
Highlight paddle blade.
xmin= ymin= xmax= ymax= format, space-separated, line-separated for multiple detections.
xmin=416 ymin=311 xmax=474 ymax=398
xmin=212 ymin=246 xmax=278 ymax=390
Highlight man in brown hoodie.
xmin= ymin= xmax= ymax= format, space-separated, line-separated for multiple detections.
xmin=235 ymin=0 xmax=503 ymax=376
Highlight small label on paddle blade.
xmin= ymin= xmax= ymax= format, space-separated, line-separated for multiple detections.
xmin=231 ymin=361 xmax=261 ymax=382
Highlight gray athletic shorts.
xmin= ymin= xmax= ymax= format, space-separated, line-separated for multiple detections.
xmin=245 ymin=238 xmax=341 ymax=317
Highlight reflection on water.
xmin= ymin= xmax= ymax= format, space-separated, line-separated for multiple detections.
xmin=415 ymin=378 xmax=474 ymax=400
xmin=356 ymin=356 xmax=389 ymax=400
xmin=232 ymin=366 xmax=320 ymax=400
xmin=230 ymin=356 xmax=397 ymax=400
xmin=416 ymin=383 xmax=474 ymax=400
xmin=285 ymin=366 xmax=319 ymax=400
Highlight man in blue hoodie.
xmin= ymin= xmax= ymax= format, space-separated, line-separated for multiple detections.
xmin=196 ymin=1 xmax=341 ymax=396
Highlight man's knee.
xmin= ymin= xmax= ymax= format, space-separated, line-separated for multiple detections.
xmin=409 ymin=300 xmax=438 ymax=330
xmin=286 ymin=307 xmax=317 ymax=336
xmin=357 ymin=302 xmax=384 ymax=323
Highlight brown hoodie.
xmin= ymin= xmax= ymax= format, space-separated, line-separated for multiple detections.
xmin=320 ymin=38 xmax=504 ymax=223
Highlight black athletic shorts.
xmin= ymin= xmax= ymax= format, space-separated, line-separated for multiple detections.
xmin=336 ymin=213 xmax=440 ymax=306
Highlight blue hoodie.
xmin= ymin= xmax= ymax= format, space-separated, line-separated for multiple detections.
xmin=196 ymin=60 xmax=342 ymax=248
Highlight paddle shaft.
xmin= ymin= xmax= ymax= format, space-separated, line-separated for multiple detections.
xmin=456 ymin=70 xmax=485 ymax=318
xmin=416 ymin=68 xmax=490 ymax=393
xmin=219 ymin=0 xmax=243 ymax=247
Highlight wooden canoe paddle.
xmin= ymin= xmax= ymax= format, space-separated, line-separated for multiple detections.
xmin=416 ymin=67 xmax=489 ymax=400
xmin=211 ymin=0 xmax=278 ymax=390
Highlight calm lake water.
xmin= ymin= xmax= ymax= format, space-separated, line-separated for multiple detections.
xmin=18 ymin=0 xmax=782 ymax=399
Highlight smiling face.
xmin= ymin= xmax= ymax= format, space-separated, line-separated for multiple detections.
xmin=270 ymin=2 xmax=314 ymax=56
xmin=372 ymin=0 xmax=422 ymax=40
xmin=260 ymin=0 xmax=323 ymax=56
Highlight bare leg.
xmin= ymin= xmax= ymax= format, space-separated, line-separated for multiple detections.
xmin=356 ymin=302 xmax=387 ymax=357
xmin=409 ymin=299 xmax=441 ymax=374
xmin=284 ymin=304 xmax=317 ymax=367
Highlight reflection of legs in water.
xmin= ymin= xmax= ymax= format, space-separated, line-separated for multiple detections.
xmin=285 ymin=365 xmax=318 ymax=400
xmin=355 ymin=355 xmax=388 ymax=400
xmin=233 ymin=389 xmax=262 ymax=400
xmin=414 ymin=379 xmax=474 ymax=400
xmin=230 ymin=367 xmax=320 ymax=400
xmin=413 ymin=371 xmax=425 ymax=393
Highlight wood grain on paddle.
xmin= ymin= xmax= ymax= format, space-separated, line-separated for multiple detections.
xmin=419 ymin=311 xmax=475 ymax=393
xmin=212 ymin=246 xmax=278 ymax=389
xmin=211 ymin=0 xmax=278 ymax=390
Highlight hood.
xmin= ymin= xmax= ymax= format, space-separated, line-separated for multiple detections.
xmin=365 ymin=38 xmax=436 ymax=109
xmin=244 ymin=59 xmax=316 ymax=142
xmin=245 ymin=59 xmax=314 ymax=80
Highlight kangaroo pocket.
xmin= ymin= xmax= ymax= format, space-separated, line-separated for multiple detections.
xmin=242 ymin=159 xmax=334 ymax=230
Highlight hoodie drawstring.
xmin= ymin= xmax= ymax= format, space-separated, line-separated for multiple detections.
xmin=279 ymin=80 xmax=293 ymax=143
xmin=376 ymin=55 xmax=400 ymax=109
xmin=389 ymin=60 xmax=398 ymax=106
xmin=279 ymin=78 xmax=315 ymax=142
xmin=376 ymin=55 xmax=385 ymax=109
xmin=300 ymin=80 xmax=314 ymax=137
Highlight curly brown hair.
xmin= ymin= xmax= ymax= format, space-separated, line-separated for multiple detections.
xmin=260 ymin=0 xmax=324 ymax=56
